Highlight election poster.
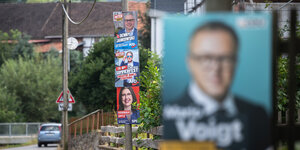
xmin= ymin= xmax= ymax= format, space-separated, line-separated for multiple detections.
xmin=113 ymin=11 xmax=138 ymax=50
xmin=162 ymin=13 xmax=272 ymax=150
xmin=113 ymin=11 xmax=140 ymax=87
xmin=115 ymin=49 xmax=139 ymax=87
xmin=117 ymin=86 xmax=140 ymax=124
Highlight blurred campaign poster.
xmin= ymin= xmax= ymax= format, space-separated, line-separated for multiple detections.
xmin=117 ymin=86 xmax=140 ymax=124
xmin=113 ymin=11 xmax=140 ymax=87
xmin=162 ymin=13 xmax=272 ymax=150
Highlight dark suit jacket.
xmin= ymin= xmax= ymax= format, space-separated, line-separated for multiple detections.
xmin=117 ymin=28 xmax=138 ymax=49
xmin=163 ymin=90 xmax=270 ymax=150
xmin=118 ymin=109 xmax=140 ymax=124
xmin=120 ymin=61 xmax=139 ymax=67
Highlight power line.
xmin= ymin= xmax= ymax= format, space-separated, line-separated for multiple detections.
xmin=60 ymin=0 xmax=96 ymax=25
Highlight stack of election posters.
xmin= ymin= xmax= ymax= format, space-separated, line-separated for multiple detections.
xmin=113 ymin=11 xmax=140 ymax=124
xmin=162 ymin=13 xmax=272 ymax=150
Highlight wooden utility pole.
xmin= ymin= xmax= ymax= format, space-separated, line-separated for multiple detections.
xmin=122 ymin=1 xmax=132 ymax=149
xmin=62 ymin=0 xmax=69 ymax=149
xmin=122 ymin=0 xmax=128 ymax=12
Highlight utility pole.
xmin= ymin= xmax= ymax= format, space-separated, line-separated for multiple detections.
xmin=122 ymin=0 xmax=128 ymax=12
xmin=121 ymin=1 xmax=132 ymax=149
xmin=62 ymin=0 xmax=69 ymax=149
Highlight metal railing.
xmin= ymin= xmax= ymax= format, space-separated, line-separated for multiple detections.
xmin=68 ymin=109 xmax=115 ymax=139
xmin=0 ymin=123 xmax=42 ymax=136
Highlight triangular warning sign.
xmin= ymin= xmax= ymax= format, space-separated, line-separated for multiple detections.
xmin=56 ymin=89 xmax=75 ymax=103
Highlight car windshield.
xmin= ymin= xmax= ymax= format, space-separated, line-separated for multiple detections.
xmin=41 ymin=126 xmax=60 ymax=131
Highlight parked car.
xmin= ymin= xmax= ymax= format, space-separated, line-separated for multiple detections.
xmin=37 ymin=123 xmax=62 ymax=147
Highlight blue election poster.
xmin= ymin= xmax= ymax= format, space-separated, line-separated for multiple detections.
xmin=162 ymin=13 xmax=272 ymax=150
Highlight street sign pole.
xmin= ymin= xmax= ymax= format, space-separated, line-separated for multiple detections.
xmin=62 ymin=0 xmax=69 ymax=149
xmin=121 ymin=1 xmax=132 ymax=150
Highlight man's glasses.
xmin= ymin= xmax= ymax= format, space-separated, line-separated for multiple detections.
xmin=125 ymin=19 xmax=135 ymax=22
xmin=127 ymin=55 xmax=133 ymax=58
xmin=190 ymin=54 xmax=236 ymax=69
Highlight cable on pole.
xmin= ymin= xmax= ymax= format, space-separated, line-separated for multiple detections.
xmin=60 ymin=0 xmax=96 ymax=25
xmin=278 ymin=0 xmax=293 ymax=10
xmin=188 ymin=0 xmax=206 ymax=14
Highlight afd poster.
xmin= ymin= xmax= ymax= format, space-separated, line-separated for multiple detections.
xmin=117 ymin=86 xmax=140 ymax=124
xmin=113 ymin=11 xmax=140 ymax=87
xmin=115 ymin=49 xmax=139 ymax=87
xmin=162 ymin=13 xmax=272 ymax=150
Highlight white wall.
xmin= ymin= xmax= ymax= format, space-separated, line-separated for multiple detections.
xmin=83 ymin=37 xmax=95 ymax=57
xmin=151 ymin=17 xmax=164 ymax=57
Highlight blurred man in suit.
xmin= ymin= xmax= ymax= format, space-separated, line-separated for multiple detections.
xmin=163 ymin=22 xmax=270 ymax=150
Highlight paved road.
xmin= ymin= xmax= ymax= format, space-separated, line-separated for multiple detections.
xmin=1 ymin=144 xmax=58 ymax=150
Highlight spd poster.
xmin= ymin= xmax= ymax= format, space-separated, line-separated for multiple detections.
xmin=117 ymin=86 xmax=140 ymax=124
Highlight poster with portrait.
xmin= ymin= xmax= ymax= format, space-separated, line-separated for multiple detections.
xmin=113 ymin=11 xmax=138 ymax=50
xmin=162 ymin=13 xmax=272 ymax=150
xmin=117 ymin=86 xmax=140 ymax=124
xmin=113 ymin=11 xmax=140 ymax=87
xmin=115 ymin=49 xmax=140 ymax=87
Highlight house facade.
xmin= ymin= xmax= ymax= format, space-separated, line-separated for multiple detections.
xmin=0 ymin=1 xmax=146 ymax=56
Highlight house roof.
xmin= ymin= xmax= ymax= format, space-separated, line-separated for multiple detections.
xmin=0 ymin=3 xmax=58 ymax=39
xmin=43 ymin=2 xmax=122 ymax=38
xmin=0 ymin=2 xmax=147 ymax=39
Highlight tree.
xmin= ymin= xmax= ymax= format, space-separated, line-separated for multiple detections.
xmin=0 ymin=30 xmax=34 ymax=67
xmin=276 ymin=20 xmax=300 ymax=111
xmin=0 ymin=55 xmax=62 ymax=122
xmin=277 ymin=56 xmax=300 ymax=111
xmin=264 ymin=1 xmax=300 ymax=111
xmin=0 ymin=87 xmax=20 ymax=122
xmin=69 ymin=37 xmax=150 ymax=115
xmin=69 ymin=37 xmax=116 ymax=112
xmin=138 ymin=51 xmax=162 ymax=133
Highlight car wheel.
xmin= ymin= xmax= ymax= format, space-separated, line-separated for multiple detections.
xmin=44 ymin=143 xmax=48 ymax=147
xmin=38 ymin=143 xmax=41 ymax=147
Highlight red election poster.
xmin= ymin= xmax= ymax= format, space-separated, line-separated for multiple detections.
xmin=117 ymin=86 xmax=140 ymax=124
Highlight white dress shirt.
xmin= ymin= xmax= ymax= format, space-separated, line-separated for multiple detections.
xmin=188 ymin=81 xmax=237 ymax=117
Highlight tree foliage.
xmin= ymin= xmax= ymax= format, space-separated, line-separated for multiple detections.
xmin=70 ymin=38 xmax=116 ymax=112
xmin=0 ymin=87 xmax=19 ymax=122
xmin=0 ymin=55 xmax=62 ymax=122
xmin=69 ymin=37 xmax=150 ymax=115
xmin=0 ymin=30 xmax=34 ymax=67
xmin=138 ymin=51 xmax=162 ymax=133
xmin=277 ymin=56 xmax=300 ymax=111
xmin=276 ymin=21 xmax=300 ymax=111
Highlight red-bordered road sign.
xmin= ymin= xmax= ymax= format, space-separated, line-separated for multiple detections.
xmin=56 ymin=89 xmax=75 ymax=103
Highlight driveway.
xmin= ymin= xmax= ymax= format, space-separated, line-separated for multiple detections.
xmin=1 ymin=144 xmax=58 ymax=150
